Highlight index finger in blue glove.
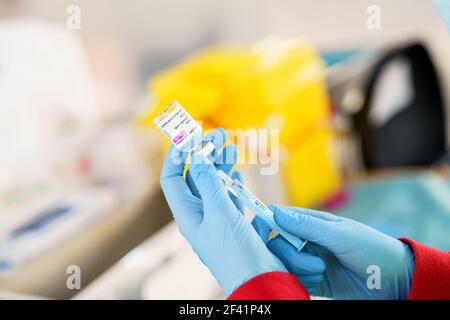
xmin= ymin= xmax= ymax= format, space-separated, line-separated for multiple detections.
xmin=253 ymin=204 xmax=337 ymax=244
xmin=189 ymin=153 xmax=237 ymax=220
xmin=160 ymin=145 xmax=202 ymax=232
xmin=230 ymin=170 xmax=244 ymax=214
xmin=271 ymin=205 xmax=340 ymax=222
xmin=204 ymin=127 xmax=226 ymax=159
xmin=214 ymin=143 xmax=238 ymax=175
xmin=272 ymin=206 xmax=338 ymax=247
xmin=160 ymin=145 xmax=189 ymax=192
xmin=251 ymin=215 xmax=271 ymax=244
xmin=187 ymin=142 xmax=237 ymax=198
xmin=185 ymin=128 xmax=230 ymax=196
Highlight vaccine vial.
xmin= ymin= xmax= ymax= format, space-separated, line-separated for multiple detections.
xmin=153 ymin=101 xmax=214 ymax=156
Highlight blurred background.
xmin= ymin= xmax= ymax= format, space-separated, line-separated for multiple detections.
xmin=0 ymin=0 xmax=449 ymax=299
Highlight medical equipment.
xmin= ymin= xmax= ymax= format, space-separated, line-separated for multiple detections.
xmin=0 ymin=187 xmax=119 ymax=274
xmin=217 ymin=170 xmax=306 ymax=251
xmin=154 ymin=101 xmax=306 ymax=251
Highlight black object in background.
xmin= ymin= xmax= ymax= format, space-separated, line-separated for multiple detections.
xmin=354 ymin=43 xmax=447 ymax=168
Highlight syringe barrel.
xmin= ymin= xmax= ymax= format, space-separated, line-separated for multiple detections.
xmin=219 ymin=171 xmax=306 ymax=251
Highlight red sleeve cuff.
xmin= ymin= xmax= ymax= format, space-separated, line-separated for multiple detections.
xmin=227 ymin=272 xmax=310 ymax=300
xmin=400 ymin=238 xmax=450 ymax=300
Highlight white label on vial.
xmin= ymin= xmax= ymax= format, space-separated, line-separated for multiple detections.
xmin=153 ymin=102 xmax=202 ymax=151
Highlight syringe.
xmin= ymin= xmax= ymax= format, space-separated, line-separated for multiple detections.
xmin=216 ymin=170 xmax=307 ymax=252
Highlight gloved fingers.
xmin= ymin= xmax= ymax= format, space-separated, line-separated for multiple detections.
xmin=160 ymin=145 xmax=190 ymax=195
xmin=269 ymin=205 xmax=340 ymax=222
xmin=204 ymin=127 xmax=226 ymax=158
xmin=189 ymin=153 xmax=236 ymax=217
xmin=272 ymin=205 xmax=336 ymax=246
xmin=251 ymin=215 xmax=271 ymax=244
xmin=230 ymin=170 xmax=244 ymax=213
xmin=185 ymin=170 xmax=200 ymax=198
xmin=186 ymin=144 xmax=237 ymax=198
xmin=186 ymin=128 xmax=228 ymax=197
xmin=267 ymin=236 xmax=326 ymax=275
xmin=215 ymin=143 xmax=238 ymax=174
xmin=160 ymin=145 xmax=202 ymax=231
xmin=296 ymin=274 xmax=324 ymax=294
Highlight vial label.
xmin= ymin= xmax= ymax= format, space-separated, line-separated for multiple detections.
xmin=153 ymin=101 xmax=202 ymax=152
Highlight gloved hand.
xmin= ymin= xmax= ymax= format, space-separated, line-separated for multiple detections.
xmin=160 ymin=128 xmax=289 ymax=296
xmin=251 ymin=215 xmax=325 ymax=294
xmin=254 ymin=206 xmax=415 ymax=300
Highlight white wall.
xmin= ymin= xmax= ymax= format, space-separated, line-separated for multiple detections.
xmin=0 ymin=0 xmax=445 ymax=55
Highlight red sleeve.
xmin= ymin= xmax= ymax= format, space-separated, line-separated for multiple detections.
xmin=227 ymin=272 xmax=309 ymax=300
xmin=229 ymin=239 xmax=450 ymax=300
xmin=400 ymin=238 xmax=450 ymax=300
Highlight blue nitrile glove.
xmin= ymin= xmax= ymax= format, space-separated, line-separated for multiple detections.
xmin=251 ymin=216 xmax=326 ymax=294
xmin=255 ymin=206 xmax=415 ymax=300
xmin=160 ymin=128 xmax=288 ymax=296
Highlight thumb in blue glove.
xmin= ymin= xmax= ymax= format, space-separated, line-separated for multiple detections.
xmin=264 ymin=205 xmax=415 ymax=300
